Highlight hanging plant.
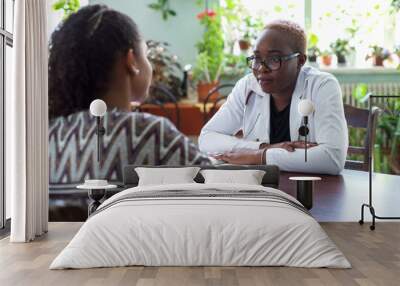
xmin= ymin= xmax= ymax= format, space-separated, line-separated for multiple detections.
xmin=148 ymin=0 xmax=177 ymax=21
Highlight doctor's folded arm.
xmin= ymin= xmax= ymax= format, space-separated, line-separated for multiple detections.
xmin=199 ymin=20 xmax=348 ymax=175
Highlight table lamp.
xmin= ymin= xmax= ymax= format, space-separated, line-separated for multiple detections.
xmin=298 ymin=99 xmax=315 ymax=162
xmin=77 ymin=99 xmax=116 ymax=216
xmin=89 ymin=99 xmax=107 ymax=163
xmin=287 ymin=99 xmax=320 ymax=210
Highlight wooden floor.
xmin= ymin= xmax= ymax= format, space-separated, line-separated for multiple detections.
xmin=1 ymin=222 xmax=400 ymax=286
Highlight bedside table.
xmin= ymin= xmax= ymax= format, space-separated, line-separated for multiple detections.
xmin=77 ymin=184 xmax=117 ymax=216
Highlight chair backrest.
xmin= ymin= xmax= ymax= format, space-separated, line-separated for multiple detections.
xmin=344 ymin=104 xmax=381 ymax=171
xmin=139 ymin=84 xmax=181 ymax=129
xmin=203 ymin=83 xmax=235 ymax=124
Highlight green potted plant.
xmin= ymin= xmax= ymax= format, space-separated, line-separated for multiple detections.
xmin=223 ymin=53 xmax=247 ymax=78
xmin=394 ymin=44 xmax=400 ymax=59
xmin=352 ymin=83 xmax=400 ymax=174
xmin=146 ymin=40 xmax=184 ymax=101
xmin=194 ymin=8 xmax=225 ymax=102
xmin=308 ymin=46 xmax=320 ymax=63
xmin=321 ymin=50 xmax=333 ymax=67
xmin=238 ymin=15 xmax=263 ymax=51
xmin=380 ymin=98 xmax=400 ymax=174
xmin=307 ymin=33 xmax=320 ymax=65
xmin=366 ymin=45 xmax=391 ymax=67
xmin=330 ymin=38 xmax=355 ymax=66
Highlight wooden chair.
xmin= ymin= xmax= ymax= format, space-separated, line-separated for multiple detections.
xmin=203 ymin=83 xmax=235 ymax=124
xmin=344 ymin=104 xmax=381 ymax=171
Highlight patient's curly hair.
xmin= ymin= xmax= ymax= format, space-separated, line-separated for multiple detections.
xmin=264 ymin=20 xmax=306 ymax=54
xmin=49 ymin=5 xmax=141 ymax=119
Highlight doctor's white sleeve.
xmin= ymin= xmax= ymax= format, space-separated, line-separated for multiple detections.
xmin=266 ymin=77 xmax=349 ymax=175
xmin=198 ymin=78 xmax=261 ymax=153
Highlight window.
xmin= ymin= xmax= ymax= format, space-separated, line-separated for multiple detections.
xmin=311 ymin=0 xmax=396 ymax=67
xmin=227 ymin=0 xmax=399 ymax=67
xmin=241 ymin=0 xmax=305 ymax=27
xmin=1 ymin=0 xmax=14 ymax=230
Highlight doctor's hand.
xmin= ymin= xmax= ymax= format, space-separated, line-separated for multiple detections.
xmin=213 ymin=142 xmax=319 ymax=165
xmin=212 ymin=149 xmax=266 ymax=165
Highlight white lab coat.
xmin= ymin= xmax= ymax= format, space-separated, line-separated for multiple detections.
xmin=199 ymin=66 xmax=349 ymax=175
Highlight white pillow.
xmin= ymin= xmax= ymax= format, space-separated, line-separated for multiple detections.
xmin=200 ymin=169 xmax=266 ymax=185
xmin=135 ymin=167 xmax=201 ymax=186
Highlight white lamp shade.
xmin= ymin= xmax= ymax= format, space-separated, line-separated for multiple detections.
xmin=298 ymin=99 xmax=315 ymax=116
xmin=90 ymin=99 xmax=107 ymax=117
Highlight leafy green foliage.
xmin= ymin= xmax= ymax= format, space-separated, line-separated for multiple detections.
xmin=352 ymin=83 xmax=368 ymax=102
xmin=52 ymin=0 xmax=80 ymax=20
xmin=307 ymin=33 xmax=320 ymax=61
xmin=240 ymin=15 xmax=263 ymax=41
xmin=366 ymin=45 xmax=392 ymax=61
xmin=146 ymin=40 xmax=183 ymax=101
xmin=390 ymin=0 xmax=400 ymax=12
xmin=329 ymin=38 xmax=354 ymax=58
xmin=194 ymin=7 xmax=225 ymax=83
xmin=193 ymin=0 xmax=263 ymax=82
xmin=148 ymin=0 xmax=177 ymax=21
xmin=351 ymin=83 xmax=400 ymax=174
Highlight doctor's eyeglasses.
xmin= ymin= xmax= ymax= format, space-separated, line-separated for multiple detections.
xmin=246 ymin=53 xmax=300 ymax=71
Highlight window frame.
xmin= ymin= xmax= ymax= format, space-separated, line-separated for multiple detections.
xmin=0 ymin=0 xmax=14 ymax=230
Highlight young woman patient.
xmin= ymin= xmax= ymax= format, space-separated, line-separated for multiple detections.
xmin=49 ymin=5 xmax=210 ymax=184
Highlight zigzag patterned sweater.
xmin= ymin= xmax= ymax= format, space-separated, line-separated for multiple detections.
xmin=49 ymin=110 xmax=210 ymax=184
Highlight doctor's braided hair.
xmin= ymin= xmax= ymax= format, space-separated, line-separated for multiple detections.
xmin=48 ymin=5 xmax=141 ymax=119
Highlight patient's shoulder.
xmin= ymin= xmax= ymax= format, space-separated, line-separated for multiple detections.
xmin=49 ymin=109 xmax=182 ymax=142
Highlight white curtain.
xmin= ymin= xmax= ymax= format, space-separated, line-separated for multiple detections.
xmin=8 ymin=0 xmax=49 ymax=242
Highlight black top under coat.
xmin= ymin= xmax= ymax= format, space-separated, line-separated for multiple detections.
xmin=269 ymin=96 xmax=291 ymax=144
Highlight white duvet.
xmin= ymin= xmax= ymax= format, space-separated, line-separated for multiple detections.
xmin=50 ymin=183 xmax=350 ymax=269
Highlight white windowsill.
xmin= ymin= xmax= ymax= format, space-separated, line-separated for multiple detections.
xmin=319 ymin=67 xmax=399 ymax=75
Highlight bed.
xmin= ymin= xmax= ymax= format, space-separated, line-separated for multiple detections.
xmin=50 ymin=165 xmax=350 ymax=269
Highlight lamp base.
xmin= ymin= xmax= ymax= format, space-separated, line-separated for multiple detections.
xmin=359 ymin=203 xmax=400 ymax=231
xmin=289 ymin=177 xmax=321 ymax=210
xmin=296 ymin=181 xmax=313 ymax=210
xmin=88 ymin=188 xmax=107 ymax=216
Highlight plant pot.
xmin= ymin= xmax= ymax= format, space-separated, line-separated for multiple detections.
xmin=197 ymin=81 xmax=220 ymax=103
xmin=373 ymin=56 xmax=384 ymax=67
xmin=337 ymin=54 xmax=347 ymax=65
xmin=308 ymin=55 xmax=317 ymax=63
xmin=239 ymin=39 xmax=251 ymax=51
xmin=321 ymin=55 xmax=332 ymax=66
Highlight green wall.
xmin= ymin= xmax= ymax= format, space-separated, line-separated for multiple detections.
xmin=89 ymin=0 xmax=204 ymax=66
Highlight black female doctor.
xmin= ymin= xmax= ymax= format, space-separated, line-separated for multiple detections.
xmin=199 ymin=20 xmax=348 ymax=175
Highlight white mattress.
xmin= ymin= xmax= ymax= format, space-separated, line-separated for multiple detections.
xmin=50 ymin=183 xmax=351 ymax=269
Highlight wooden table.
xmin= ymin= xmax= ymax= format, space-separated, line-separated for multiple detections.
xmin=279 ymin=169 xmax=400 ymax=222
xmin=49 ymin=169 xmax=400 ymax=222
